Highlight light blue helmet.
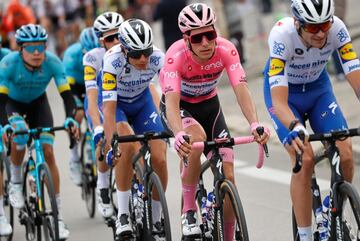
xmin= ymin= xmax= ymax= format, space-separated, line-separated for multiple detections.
xmin=15 ymin=24 xmax=48 ymax=44
xmin=80 ymin=27 xmax=100 ymax=52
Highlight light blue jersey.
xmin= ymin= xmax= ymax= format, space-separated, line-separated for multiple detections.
xmin=0 ymin=51 xmax=71 ymax=103
xmin=0 ymin=48 xmax=11 ymax=60
xmin=63 ymin=42 xmax=84 ymax=85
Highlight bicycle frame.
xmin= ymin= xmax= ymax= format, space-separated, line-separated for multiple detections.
xmin=293 ymin=127 xmax=360 ymax=241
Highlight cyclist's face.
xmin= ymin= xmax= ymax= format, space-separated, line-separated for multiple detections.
xmin=101 ymin=29 xmax=119 ymax=50
xmin=21 ymin=42 xmax=46 ymax=67
xmin=298 ymin=21 xmax=331 ymax=48
xmin=187 ymin=26 xmax=217 ymax=62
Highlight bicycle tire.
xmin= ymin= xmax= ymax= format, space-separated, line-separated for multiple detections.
xmin=214 ymin=179 xmax=249 ymax=241
xmin=22 ymin=159 xmax=42 ymax=241
xmin=39 ymin=163 xmax=59 ymax=241
xmin=80 ymin=133 xmax=96 ymax=218
xmin=1 ymin=154 xmax=14 ymax=241
xmin=142 ymin=172 xmax=171 ymax=241
xmin=334 ymin=181 xmax=360 ymax=241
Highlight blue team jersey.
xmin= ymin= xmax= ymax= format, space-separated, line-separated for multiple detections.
xmin=63 ymin=42 xmax=84 ymax=85
xmin=0 ymin=48 xmax=11 ymax=60
xmin=0 ymin=51 xmax=71 ymax=103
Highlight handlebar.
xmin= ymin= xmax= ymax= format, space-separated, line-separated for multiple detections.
xmin=191 ymin=135 xmax=267 ymax=169
xmin=292 ymin=127 xmax=360 ymax=173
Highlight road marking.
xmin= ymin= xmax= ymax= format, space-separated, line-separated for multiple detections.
xmin=235 ymin=161 xmax=330 ymax=191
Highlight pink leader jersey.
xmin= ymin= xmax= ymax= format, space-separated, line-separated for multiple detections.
xmin=160 ymin=37 xmax=247 ymax=103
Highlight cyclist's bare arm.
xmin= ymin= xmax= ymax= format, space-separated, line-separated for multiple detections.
xmin=87 ymin=88 xmax=102 ymax=128
xmin=345 ymin=69 xmax=360 ymax=100
xmin=103 ymin=100 xmax=117 ymax=150
xmin=149 ymin=83 xmax=161 ymax=112
xmin=233 ymin=83 xmax=259 ymax=125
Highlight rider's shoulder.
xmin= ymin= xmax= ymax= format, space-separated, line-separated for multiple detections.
xmin=0 ymin=51 xmax=21 ymax=67
xmin=64 ymin=42 xmax=82 ymax=57
xmin=164 ymin=39 xmax=187 ymax=62
xmin=270 ymin=17 xmax=296 ymax=36
xmin=104 ymin=44 xmax=122 ymax=59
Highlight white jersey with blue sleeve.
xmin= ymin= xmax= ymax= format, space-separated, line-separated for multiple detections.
xmin=83 ymin=47 xmax=106 ymax=91
xmin=267 ymin=16 xmax=360 ymax=89
xmin=102 ymin=44 xmax=164 ymax=103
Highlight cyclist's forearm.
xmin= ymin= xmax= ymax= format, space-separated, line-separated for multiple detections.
xmin=0 ymin=93 xmax=8 ymax=125
xmin=233 ymin=84 xmax=258 ymax=124
xmin=60 ymin=90 xmax=77 ymax=118
xmin=103 ymin=101 xmax=117 ymax=147
xmin=87 ymin=90 xmax=101 ymax=128
xmin=345 ymin=70 xmax=360 ymax=101
xmin=165 ymin=93 xmax=183 ymax=134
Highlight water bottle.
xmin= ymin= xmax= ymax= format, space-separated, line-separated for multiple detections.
xmin=28 ymin=160 xmax=37 ymax=199
xmin=204 ymin=192 xmax=214 ymax=238
xmin=322 ymin=195 xmax=330 ymax=230
xmin=315 ymin=206 xmax=328 ymax=241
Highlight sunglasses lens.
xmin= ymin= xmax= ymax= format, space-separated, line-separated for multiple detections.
xmin=303 ymin=21 xmax=332 ymax=34
xmin=127 ymin=47 xmax=153 ymax=59
xmin=24 ymin=45 xmax=45 ymax=53
xmin=190 ymin=31 xmax=217 ymax=44
xmin=104 ymin=34 xmax=118 ymax=42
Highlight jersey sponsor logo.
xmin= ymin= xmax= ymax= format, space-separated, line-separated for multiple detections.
xmin=295 ymin=48 xmax=304 ymax=55
xmin=229 ymin=63 xmax=241 ymax=71
xmin=328 ymin=102 xmax=338 ymax=115
xmin=348 ymin=63 xmax=360 ymax=72
xmin=167 ymin=58 xmax=174 ymax=64
xmin=84 ymin=66 xmax=96 ymax=81
xmin=102 ymin=72 xmax=116 ymax=90
xmin=164 ymin=71 xmax=179 ymax=79
xmin=268 ymin=58 xmax=285 ymax=77
xmin=85 ymin=54 xmax=96 ymax=63
xmin=103 ymin=91 xmax=114 ymax=100
xmin=201 ymin=60 xmax=223 ymax=71
xmin=272 ymin=41 xmax=285 ymax=56
xmin=150 ymin=56 xmax=161 ymax=66
xmin=269 ymin=78 xmax=280 ymax=87
xmin=337 ymin=28 xmax=349 ymax=43
xmin=339 ymin=43 xmax=357 ymax=63
xmin=111 ymin=57 xmax=122 ymax=69
xmin=164 ymin=85 xmax=174 ymax=93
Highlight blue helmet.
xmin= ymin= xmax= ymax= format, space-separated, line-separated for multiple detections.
xmin=80 ymin=27 xmax=100 ymax=52
xmin=15 ymin=24 xmax=48 ymax=44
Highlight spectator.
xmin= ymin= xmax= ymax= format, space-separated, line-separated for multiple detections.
xmin=153 ymin=0 xmax=186 ymax=50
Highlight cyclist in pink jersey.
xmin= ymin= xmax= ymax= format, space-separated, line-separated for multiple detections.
xmin=159 ymin=3 xmax=270 ymax=240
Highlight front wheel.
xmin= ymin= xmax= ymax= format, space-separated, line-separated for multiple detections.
xmin=1 ymin=154 xmax=14 ymax=241
xmin=335 ymin=182 xmax=360 ymax=241
xmin=214 ymin=179 xmax=249 ymax=241
xmin=142 ymin=172 xmax=171 ymax=241
xmin=39 ymin=163 xmax=59 ymax=241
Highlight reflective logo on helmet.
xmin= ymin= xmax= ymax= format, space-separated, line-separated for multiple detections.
xmin=84 ymin=66 xmax=96 ymax=81
xmin=102 ymin=73 xmax=116 ymax=90
xmin=339 ymin=43 xmax=357 ymax=63
xmin=269 ymin=58 xmax=285 ymax=77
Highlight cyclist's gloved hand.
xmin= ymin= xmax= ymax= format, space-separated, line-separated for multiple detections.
xmin=174 ymin=131 xmax=191 ymax=159
xmin=283 ymin=124 xmax=309 ymax=153
xmin=8 ymin=115 xmax=29 ymax=149
xmin=106 ymin=148 xmax=114 ymax=166
xmin=250 ymin=122 xmax=270 ymax=145
xmin=93 ymin=125 xmax=104 ymax=147
xmin=64 ymin=117 xmax=80 ymax=139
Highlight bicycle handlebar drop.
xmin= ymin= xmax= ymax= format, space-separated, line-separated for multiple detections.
xmin=191 ymin=135 xmax=267 ymax=168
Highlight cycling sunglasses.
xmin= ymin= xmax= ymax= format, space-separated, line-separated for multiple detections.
xmin=127 ymin=47 xmax=153 ymax=59
xmin=23 ymin=44 xmax=46 ymax=53
xmin=189 ymin=30 xmax=217 ymax=44
xmin=301 ymin=20 xmax=333 ymax=34
xmin=102 ymin=33 xmax=119 ymax=43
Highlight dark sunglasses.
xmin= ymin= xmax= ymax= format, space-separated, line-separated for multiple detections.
xmin=127 ymin=47 xmax=153 ymax=59
xmin=23 ymin=44 xmax=46 ymax=53
xmin=103 ymin=33 xmax=119 ymax=43
xmin=189 ymin=30 xmax=217 ymax=44
xmin=301 ymin=20 xmax=333 ymax=34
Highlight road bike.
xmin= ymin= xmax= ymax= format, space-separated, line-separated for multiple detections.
xmin=107 ymin=131 xmax=172 ymax=241
xmin=8 ymin=125 xmax=75 ymax=241
xmin=0 ymin=140 xmax=13 ymax=241
xmin=292 ymin=127 xmax=360 ymax=241
xmin=78 ymin=125 xmax=97 ymax=218
xmin=184 ymin=128 xmax=268 ymax=241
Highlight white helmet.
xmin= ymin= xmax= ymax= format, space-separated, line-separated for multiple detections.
xmin=291 ymin=0 xmax=334 ymax=24
xmin=118 ymin=19 xmax=153 ymax=50
xmin=178 ymin=3 xmax=216 ymax=33
xmin=94 ymin=12 xmax=124 ymax=37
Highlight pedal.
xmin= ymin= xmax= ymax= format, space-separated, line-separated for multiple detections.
xmin=105 ymin=215 xmax=117 ymax=228
xmin=182 ymin=235 xmax=203 ymax=241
